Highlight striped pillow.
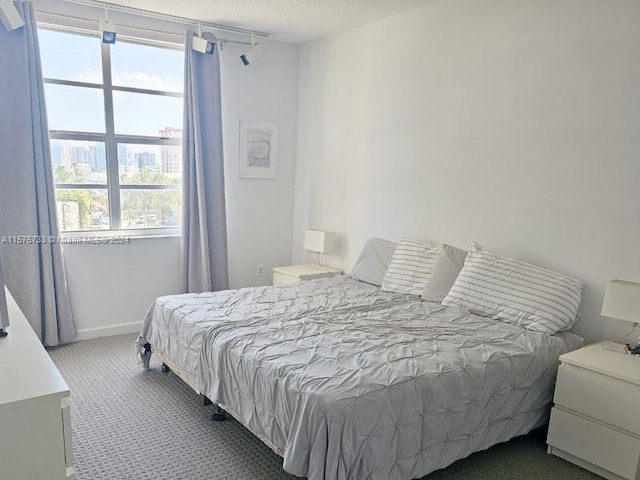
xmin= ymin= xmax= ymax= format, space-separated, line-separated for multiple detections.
xmin=442 ymin=243 xmax=583 ymax=334
xmin=381 ymin=238 xmax=442 ymax=295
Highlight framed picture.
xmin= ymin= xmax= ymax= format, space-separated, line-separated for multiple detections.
xmin=239 ymin=120 xmax=278 ymax=179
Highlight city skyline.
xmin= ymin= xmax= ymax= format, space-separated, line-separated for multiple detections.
xmin=52 ymin=137 xmax=183 ymax=186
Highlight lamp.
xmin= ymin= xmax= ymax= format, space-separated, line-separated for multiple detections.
xmin=0 ymin=260 xmax=9 ymax=337
xmin=240 ymin=35 xmax=263 ymax=66
xmin=601 ymin=279 xmax=640 ymax=354
xmin=0 ymin=0 xmax=24 ymax=31
xmin=304 ymin=229 xmax=334 ymax=265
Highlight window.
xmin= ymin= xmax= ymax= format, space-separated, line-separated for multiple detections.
xmin=39 ymin=29 xmax=184 ymax=233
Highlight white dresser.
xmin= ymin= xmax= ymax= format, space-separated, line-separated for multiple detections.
xmin=547 ymin=342 xmax=640 ymax=480
xmin=0 ymin=288 xmax=74 ymax=480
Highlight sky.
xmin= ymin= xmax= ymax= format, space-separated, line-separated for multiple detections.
xmin=38 ymin=29 xmax=184 ymax=137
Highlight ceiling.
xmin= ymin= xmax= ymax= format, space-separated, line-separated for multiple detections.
xmin=96 ymin=0 xmax=438 ymax=43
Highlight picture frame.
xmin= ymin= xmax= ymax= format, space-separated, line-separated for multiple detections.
xmin=239 ymin=120 xmax=278 ymax=179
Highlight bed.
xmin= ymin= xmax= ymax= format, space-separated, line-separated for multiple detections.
xmin=138 ymin=273 xmax=583 ymax=480
xmin=138 ymin=276 xmax=388 ymax=390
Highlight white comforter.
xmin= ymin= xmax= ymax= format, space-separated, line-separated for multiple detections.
xmin=139 ymin=276 xmax=582 ymax=480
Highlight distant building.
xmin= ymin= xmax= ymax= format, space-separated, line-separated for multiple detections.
xmin=159 ymin=127 xmax=182 ymax=174
xmin=118 ymin=144 xmax=130 ymax=173
xmin=56 ymin=201 xmax=80 ymax=231
xmin=51 ymin=142 xmax=63 ymax=164
xmin=71 ymin=146 xmax=89 ymax=164
xmin=134 ymin=151 xmax=158 ymax=172
xmin=90 ymin=143 xmax=106 ymax=170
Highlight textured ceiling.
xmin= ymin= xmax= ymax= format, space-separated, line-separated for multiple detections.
xmin=97 ymin=0 xmax=438 ymax=43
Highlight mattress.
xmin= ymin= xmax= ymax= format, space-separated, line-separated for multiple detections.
xmin=139 ymin=276 xmax=583 ymax=480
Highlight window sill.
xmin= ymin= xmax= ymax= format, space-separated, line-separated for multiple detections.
xmin=58 ymin=227 xmax=180 ymax=242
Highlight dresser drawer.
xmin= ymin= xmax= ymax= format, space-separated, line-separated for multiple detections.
xmin=61 ymin=398 xmax=74 ymax=470
xmin=548 ymin=408 xmax=640 ymax=480
xmin=554 ymin=363 xmax=640 ymax=434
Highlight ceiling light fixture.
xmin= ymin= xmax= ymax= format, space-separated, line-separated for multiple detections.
xmin=99 ymin=7 xmax=116 ymax=44
xmin=0 ymin=0 xmax=25 ymax=31
xmin=191 ymin=24 xmax=214 ymax=55
xmin=240 ymin=34 xmax=263 ymax=66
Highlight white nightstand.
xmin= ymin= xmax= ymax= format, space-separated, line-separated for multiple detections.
xmin=272 ymin=264 xmax=342 ymax=286
xmin=547 ymin=342 xmax=640 ymax=480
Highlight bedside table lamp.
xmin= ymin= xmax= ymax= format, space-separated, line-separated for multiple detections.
xmin=304 ymin=229 xmax=334 ymax=265
xmin=0 ymin=261 xmax=9 ymax=337
xmin=600 ymin=279 xmax=640 ymax=354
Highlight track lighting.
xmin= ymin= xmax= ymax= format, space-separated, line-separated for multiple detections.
xmin=99 ymin=8 xmax=116 ymax=44
xmin=192 ymin=35 xmax=214 ymax=54
xmin=0 ymin=0 xmax=24 ymax=31
xmin=191 ymin=24 xmax=214 ymax=55
xmin=240 ymin=35 xmax=263 ymax=66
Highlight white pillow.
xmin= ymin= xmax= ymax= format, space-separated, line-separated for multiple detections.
xmin=442 ymin=243 xmax=583 ymax=334
xmin=381 ymin=237 xmax=441 ymax=295
xmin=350 ymin=238 xmax=398 ymax=287
xmin=422 ymin=244 xmax=467 ymax=303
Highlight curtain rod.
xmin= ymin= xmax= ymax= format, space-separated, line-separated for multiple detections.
xmin=50 ymin=0 xmax=270 ymax=38
xmin=38 ymin=12 xmax=254 ymax=48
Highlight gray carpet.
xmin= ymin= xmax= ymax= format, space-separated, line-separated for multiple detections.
xmin=48 ymin=334 xmax=602 ymax=480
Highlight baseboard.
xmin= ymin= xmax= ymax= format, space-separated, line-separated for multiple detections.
xmin=76 ymin=322 xmax=142 ymax=341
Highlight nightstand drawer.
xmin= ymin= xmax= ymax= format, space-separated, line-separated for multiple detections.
xmin=554 ymin=363 xmax=640 ymax=434
xmin=548 ymin=408 xmax=640 ymax=480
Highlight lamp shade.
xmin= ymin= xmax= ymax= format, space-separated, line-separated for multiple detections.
xmin=601 ymin=279 xmax=640 ymax=324
xmin=304 ymin=229 xmax=333 ymax=254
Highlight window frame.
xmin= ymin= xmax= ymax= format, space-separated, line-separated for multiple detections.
xmin=41 ymin=29 xmax=183 ymax=236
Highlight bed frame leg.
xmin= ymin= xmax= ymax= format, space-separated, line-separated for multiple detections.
xmin=161 ymin=362 xmax=171 ymax=373
xmin=212 ymin=405 xmax=227 ymax=421
xmin=141 ymin=342 xmax=152 ymax=371
xmin=201 ymin=395 xmax=212 ymax=407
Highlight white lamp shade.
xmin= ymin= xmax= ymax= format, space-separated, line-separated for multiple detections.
xmin=601 ymin=279 xmax=640 ymax=324
xmin=304 ymin=229 xmax=333 ymax=254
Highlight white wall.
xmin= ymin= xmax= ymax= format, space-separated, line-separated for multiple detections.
xmin=66 ymin=39 xmax=299 ymax=339
xmin=64 ymin=237 xmax=181 ymax=339
xmin=221 ymin=41 xmax=299 ymax=289
xmin=294 ymin=0 xmax=640 ymax=343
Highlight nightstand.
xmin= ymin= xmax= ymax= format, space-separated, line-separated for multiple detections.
xmin=272 ymin=264 xmax=342 ymax=286
xmin=547 ymin=342 xmax=640 ymax=480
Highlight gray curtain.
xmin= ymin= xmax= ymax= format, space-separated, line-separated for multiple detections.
xmin=0 ymin=261 xmax=9 ymax=331
xmin=0 ymin=1 xmax=76 ymax=345
xmin=181 ymin=31 xmax=229 ymax=293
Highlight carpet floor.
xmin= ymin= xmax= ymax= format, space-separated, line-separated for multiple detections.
xmin=48 ymin=334 xmax=602 ymax=480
